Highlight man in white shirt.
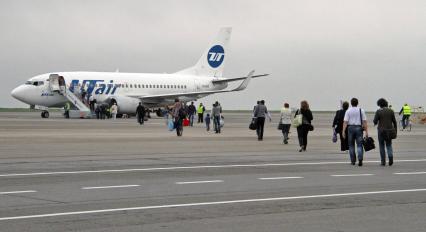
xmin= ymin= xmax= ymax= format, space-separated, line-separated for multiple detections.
xmin=342 ymin=98 xmax=369 ymax=166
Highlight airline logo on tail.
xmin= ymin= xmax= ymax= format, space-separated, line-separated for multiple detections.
xmin=207 ymin=45 xmax=225 ymax=68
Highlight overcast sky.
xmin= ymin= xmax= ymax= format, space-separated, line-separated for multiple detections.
xmin=1 ymin=0 xmax=425 ymax=110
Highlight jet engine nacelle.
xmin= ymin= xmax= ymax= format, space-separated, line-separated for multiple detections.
xmin=109 ymin=96 xmax=141 ymax=114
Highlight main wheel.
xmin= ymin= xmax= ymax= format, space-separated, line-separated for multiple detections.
xmin=41 ymin=111 xmax=49 ymax=118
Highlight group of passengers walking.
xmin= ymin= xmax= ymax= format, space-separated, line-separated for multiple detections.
xmin=254 ymin=97 xmax=399 ymax=167
xmin=87 ymin=95 xmax=400 ymax=167
xmin=166 ymin=99 xmax=223 ymax=136
xmin=255 ymin=100 xmax=313 ymax=152
xmin=332 ymin=98 xmax=397 ymax=166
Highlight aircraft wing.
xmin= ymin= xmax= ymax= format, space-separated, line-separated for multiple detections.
xmin=211 ymin=73 xmax=268 ymax=84
xmin=128 ymin=70 xmax=255 ymax=104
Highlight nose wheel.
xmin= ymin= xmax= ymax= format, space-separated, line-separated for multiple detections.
xmin=41 ymin=111 xmax=49 ymax=118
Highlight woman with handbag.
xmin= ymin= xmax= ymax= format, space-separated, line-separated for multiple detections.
xmin=295 ymin=101 xmax=313 ymax=152
xmin=279 ymin=103 xmax=292 ymax=144
xmin=373 ymin=98 xmax=398 ymax=166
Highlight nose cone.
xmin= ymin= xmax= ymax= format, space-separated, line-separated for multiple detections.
xmin=11 ymin=85 xmax=26 ymax=102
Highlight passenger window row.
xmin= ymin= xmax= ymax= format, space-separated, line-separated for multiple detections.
xmin=121 ymin=84 xmax=187 ymax=89
xmin=76 ymin=83 xmax=188 ymax=89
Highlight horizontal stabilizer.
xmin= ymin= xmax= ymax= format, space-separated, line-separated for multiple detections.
xmin=212 ymin=73 xmax=269 ymax=84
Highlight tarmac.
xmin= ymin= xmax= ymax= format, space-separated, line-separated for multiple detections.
xmin=0 ymin=111 xmax=425 ymax=232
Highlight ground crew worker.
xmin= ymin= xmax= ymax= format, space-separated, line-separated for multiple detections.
xmin=64 ymin=102 xmax=71 ymax=119
xmin=399 ymin=103 xmax=412 ymax=130
xmin=197 ymin=103 xmax=206 ymax=123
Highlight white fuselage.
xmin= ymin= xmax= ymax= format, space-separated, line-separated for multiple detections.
xmin=11 ymin=72 xmax=227 ymax=113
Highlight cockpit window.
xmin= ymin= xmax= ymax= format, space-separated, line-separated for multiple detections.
xmin=25 ymin=81 xmax=44 ymax=86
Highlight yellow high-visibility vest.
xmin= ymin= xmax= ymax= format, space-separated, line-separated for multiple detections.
xmin=403 ymin=105 xmax=412 ymax=115
xmin=197 ymin=106 xmax=204 ymax=114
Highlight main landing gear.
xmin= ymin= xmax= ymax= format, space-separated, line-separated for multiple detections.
xmin=41 ymin=111 xmax=50 ymax=118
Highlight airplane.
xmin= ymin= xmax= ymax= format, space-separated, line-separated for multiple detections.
xmin=11 ymin=27 xmax=268 ymax=118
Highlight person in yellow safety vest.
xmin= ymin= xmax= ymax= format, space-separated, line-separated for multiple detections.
xmin=399 ymin=103 xmax=412 ymax=130
xmin=64 ymin=102 xmax=71 ymax=119
xmin=197 ymin=103 xmax=206 ymax=123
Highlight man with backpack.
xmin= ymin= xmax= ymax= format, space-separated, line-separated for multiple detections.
xmin=171 ymin=99 xmax=186 ymax=136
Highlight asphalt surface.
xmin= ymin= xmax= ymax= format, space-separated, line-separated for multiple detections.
xmin=0 ymin=111 xmax=425 ymax=232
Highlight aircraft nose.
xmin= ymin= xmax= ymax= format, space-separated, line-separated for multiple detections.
xmin=11 ymin=85 xmax=26 ymax=102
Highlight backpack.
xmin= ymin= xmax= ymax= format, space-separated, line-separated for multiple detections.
xmin=178 ymin=107 xmax=187 ymax=119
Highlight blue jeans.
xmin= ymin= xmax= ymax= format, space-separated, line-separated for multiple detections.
xmin=213 ymin=116 xmax=221 ymax=133
xmin=348 ymin=126 xmax=364 ymax=163
xmin=378 ymin=129 xmax=393 ymax=164
xmin=189 ymin=114 xmax=195 ymax=126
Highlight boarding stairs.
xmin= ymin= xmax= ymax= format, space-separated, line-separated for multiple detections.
xmin=49 ymin=74 xmax=91 ymax=118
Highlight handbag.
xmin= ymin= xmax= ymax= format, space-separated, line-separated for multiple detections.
xmin=249 ymin=118 xmax=257 ymax=130
xmin=277 ymin=122 xmax=284 ymax=130
xmin=381 ymin=128 xmax=397 ymax=141
xmin=292 ymin=110 xmax=303 ymax=128
xmin=362 ymin=137 xmax=376 ymax=152
xmin=332 ymin=129 xmax=338 ymax=143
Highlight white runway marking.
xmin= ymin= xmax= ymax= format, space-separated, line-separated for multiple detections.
xmin=176 ymin=180 xmax=224 ymax=185
xmin=1 ymin=188 xmax=425 ymax=221
xmin=331 ymin=174 xmax=374 ymax=177
xmin=0 ymin=190 xmax=37 ymax=195
xmin=394 ymin=172 xmax=426 ymax=175
xmin=81 ymin=185 xmax=140 ymax=190
xmin=258 ymin=176 xmax=304 ymax=180
xmin=0 ymin=159 xmax=425 ymax=178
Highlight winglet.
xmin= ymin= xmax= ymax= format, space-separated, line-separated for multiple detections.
xmin=233 ymin=70 xmax=254 ymax=91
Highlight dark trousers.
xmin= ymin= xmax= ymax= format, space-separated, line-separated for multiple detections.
xmin=65 ymin=110 xmax=70 ymax=119
xmin=175 ymin=118 xmax=183 ymax=136
xmin=378 ymin=129 xmax=393 ymax=164
xmin=256 ymin=117 xmax=265 ymax=139
xmin=198 ymin=113 xmax=204 ymax=123
xmin=297 ymin=124 xmax=310 ymax=148
xmin=281 ymin=124 xmax=291 ymax=142
xmin=402 ymin=115 xmax=410 ymax=129
xmin=137 ymin=113 xmax=145 ymax=125
xmin=89 ymin=102 xmax=95 ymax=112
xmin=339 ymin=129 xmax=349 ymax=151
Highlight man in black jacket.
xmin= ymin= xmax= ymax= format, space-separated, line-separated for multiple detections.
xmin=333 ymin=101 xmax=349 ymax=152
xmin=136 ymin=103 xmax=146 ymax=125
xmin=188 ymin=102 xmax=196 ymax=127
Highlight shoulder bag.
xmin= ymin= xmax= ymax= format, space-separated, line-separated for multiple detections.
xmin=292 ymin=110 xmax=303 ymax=128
